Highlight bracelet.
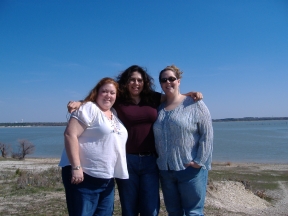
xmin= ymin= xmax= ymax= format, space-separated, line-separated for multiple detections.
xmin=71 ymin=165 xmax=81 ymax=170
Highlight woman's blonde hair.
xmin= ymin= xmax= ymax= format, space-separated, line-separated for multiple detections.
xmin=159 ymin=65 xmax=183 ymax=82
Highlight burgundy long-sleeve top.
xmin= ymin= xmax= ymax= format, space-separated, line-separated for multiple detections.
xmin=113 ymin=92 xmax=161 ymax=154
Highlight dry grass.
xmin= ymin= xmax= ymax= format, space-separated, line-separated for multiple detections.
xmin=0 ymin=167 xmax=67 ymax=216
xmin=1 ymin=159 xmax=288 ymax=215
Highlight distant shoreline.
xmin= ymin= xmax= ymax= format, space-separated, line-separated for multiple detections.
xmin=0 ymin=157 xmax=288 ymax=171
xmin=212 ymin=117 xmax=288 ymax=122
xmin=0 ymin=117 xmax=288 ymax=127
xmin=21 ymin=157 xmax=288 ymax=164
xmin=0 ymin=123 xmax=67 ymax=127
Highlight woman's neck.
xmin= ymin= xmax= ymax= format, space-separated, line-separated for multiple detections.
xmin=95 ymin=102 xmax=112 ymax=118
xmin=165 ymin=92 xmax=182 ymax=104
xmin=102 ymin=109 xmax=113 ymax=120
xmin=130 ymin=95 xmax=141 ymax=104
xmin=164 ymin=93 xmax=185 ymax=111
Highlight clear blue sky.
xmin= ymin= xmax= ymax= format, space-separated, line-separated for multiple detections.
xmin=1 ymin=0 xmax=287 ymax=122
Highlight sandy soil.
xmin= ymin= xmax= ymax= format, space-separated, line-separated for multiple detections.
xmin=206 ymin=162 xmax=288 ymax=215
xmin=1 ymin=158 xmax=288 ymax=215
xmin=0 ymin=158 xmax=60 ymax=172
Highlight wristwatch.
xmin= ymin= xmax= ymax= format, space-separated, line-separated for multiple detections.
xmin=71 ymin=165 xmax=81 ymax=170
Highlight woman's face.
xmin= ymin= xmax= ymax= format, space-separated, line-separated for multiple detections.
xmin=96 ymin=83 xmax=117 ymax=111
xmin=160 ymin=70 xmax=180 ymax=95
xmin=127 ymin=72 xmax=144 ymax=97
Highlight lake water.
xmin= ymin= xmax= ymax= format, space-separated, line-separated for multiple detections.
xmin=0 ymin=120 xmax=288 ymax=163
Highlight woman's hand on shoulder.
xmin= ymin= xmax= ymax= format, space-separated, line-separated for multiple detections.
xmin=183 ymin=92 xmax=203 ymax=101
xmin=67 ymin=101 xmax=83 ymax=113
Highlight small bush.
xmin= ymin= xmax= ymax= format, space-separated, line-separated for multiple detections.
xmin=11 ymin=152 xmax=23 ymax=160
xmin=15 ymin=168 xmax=22 ymax=175
xmin=240 ymin=180 xmax=251 ymax=190
xmin=207 ymin=179 xmax=216 ymax=191
xmin=16 ymin=167 xmax=62 ymax=189
xmin=225 ymin=161 xmax=232 ymax=166
xmin=255 ymin=190 xmax=267 ymax=199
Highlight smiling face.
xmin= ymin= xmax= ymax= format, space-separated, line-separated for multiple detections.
xmin=127 ymin=71 xmax=144 ymax=98
xmin=96 ymin=83 xmax=117 ymax=111
xmin=160 ymin=70 xmax=180 ymax=95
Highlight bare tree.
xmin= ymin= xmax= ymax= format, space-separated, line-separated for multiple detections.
xmin=0 ymin=142 xmax=11 ymax=158
xmin=16 ymin=139 xmax=35 ymax=159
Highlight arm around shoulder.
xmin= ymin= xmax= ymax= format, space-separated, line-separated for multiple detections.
xmin=183 ymin=91 xmax=203 ymax=101
xmin=67 ymin=101 xmax=84 ymax=113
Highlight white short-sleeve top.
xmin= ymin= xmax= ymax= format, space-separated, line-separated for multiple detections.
xmin=59 ymin=102 xmax=129 ymax=179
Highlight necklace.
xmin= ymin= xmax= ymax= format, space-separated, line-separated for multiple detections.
xmin=106 ymin=112 xmax=121 ymax=135
xmin=104 ymin=110 xmax=113 ymax=120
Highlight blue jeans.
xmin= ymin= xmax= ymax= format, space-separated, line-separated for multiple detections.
xmin=116 ymin=154 xmax=160 ymax=216
xmin=159 ymin=167 xmax=208 ymax=216
xmin=62 ymin=166 xmax=115 ymax=216
xmin=62 ymin=166 xmax=74 ymax=215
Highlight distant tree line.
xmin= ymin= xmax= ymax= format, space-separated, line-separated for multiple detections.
xmin=1 ymin=118 xmax=287 ymax=127
xmin=0 ymin=122 xmax=67 ymax=127
xmin=212 ymin=117 xmax=288 ymax=122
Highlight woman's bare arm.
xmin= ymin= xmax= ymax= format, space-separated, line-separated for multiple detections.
xmin=64 ymin=118 xmax=86 ymax=184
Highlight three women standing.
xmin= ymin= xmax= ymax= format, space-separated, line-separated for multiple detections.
xmin=65 ymin=65 xmax=204 ymax=215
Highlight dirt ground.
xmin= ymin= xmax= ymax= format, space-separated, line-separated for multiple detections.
xmin=206 ymin=162 xmax=288 ymax=215
xmin=1 ymin=158 xmax=288 ymax=215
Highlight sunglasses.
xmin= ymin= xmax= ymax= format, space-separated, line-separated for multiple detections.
xmin=160 ymin=76 xmax=177 ymax=83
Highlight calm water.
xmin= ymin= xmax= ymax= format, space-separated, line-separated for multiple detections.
xmin=213 ymin=120 xmax=288 ymax=163
xmin=0 ymin=126 xmax=66 ymax=158
xmin=0 ymin=120 xmax=288 ymax=163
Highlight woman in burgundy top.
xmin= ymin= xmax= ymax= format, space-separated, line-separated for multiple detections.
xmin=114 ymin=65 xmax=162 ymax=216
xmin=67 ymin=65 xmax=202 ymax=216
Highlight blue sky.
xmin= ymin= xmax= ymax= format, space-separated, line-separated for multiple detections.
xmin=0 ymin=0 xmax=287 ymax=122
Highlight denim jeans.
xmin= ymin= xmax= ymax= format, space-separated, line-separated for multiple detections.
xmin=116 ymin=154 xmax=160 ymax=216
xmin=159 ymin=167 xmax=208 ymax=216
xmin=62 ymin=166 xmax=115 ymax=216
xmin=62 ymin=166 xmax=74 ymax=215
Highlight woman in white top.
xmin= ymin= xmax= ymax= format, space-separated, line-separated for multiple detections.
xmin=59 ymin=77 xmax=128 ymax=216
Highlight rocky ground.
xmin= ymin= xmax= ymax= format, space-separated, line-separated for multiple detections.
xmin=0 ymin=158 xmax=288 ymax=215
xmin=206 ymin=162 xmax=288 ymax=215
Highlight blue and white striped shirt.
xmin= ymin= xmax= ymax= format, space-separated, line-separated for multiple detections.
xmin=153 ymin=96 xmax=213 ymax=171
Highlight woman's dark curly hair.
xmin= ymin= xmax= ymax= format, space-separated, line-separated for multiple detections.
xmin=116 ymin=65 xmax=156 ymax=105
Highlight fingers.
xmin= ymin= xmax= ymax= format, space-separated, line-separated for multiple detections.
xmin=184 ymin=162 xmax=192 ymax=168
xmin=66 ymin=101 xmax=82 ymax=113
xmin=191 ymin=92 xmax=203 ymax=101
xmin=67 ymin=101 xmax=74 ymax=107
xmin=185 ymin=161 xmax=201 ymax=169
xmin=71 ymin=169 xmax=84 ymax=184
xmin=197 ymin=92 xmax=203 ymax=100
xmin=71 ymin=176 xmax=84 ymax=184
xmin=190 ymin=162 xmax=201 ymax=168
xmin=67 ymin=101 xmax=76 ymax=113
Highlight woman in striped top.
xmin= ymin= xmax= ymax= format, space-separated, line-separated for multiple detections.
xmin=153 ymin=65 xmax=213 ymax=216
